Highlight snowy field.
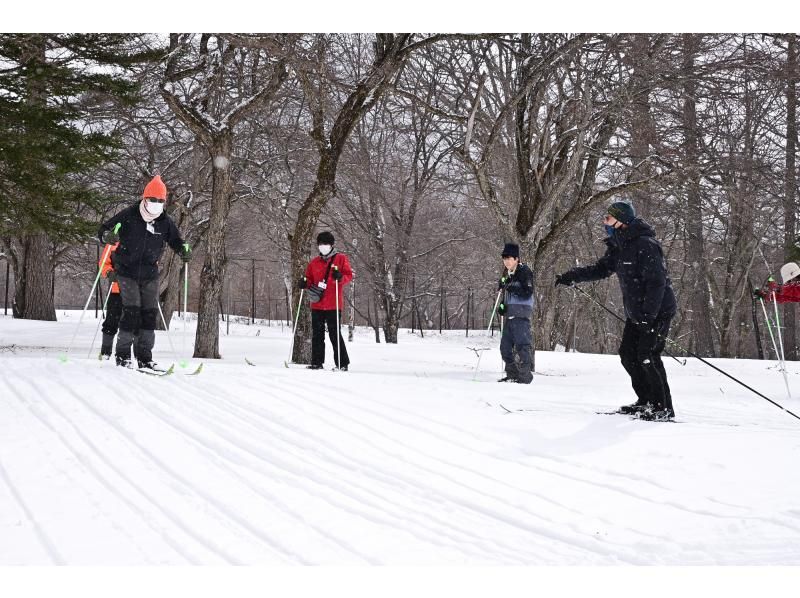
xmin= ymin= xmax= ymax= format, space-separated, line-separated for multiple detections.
xmin=1 ymin=310 xmax=799 ymax=568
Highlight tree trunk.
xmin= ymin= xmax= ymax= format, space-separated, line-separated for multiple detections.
xmin=158 ymin=138 xmax=204 ymax=331
xmin=13 ymin=36 xmax=55 ymax=321
xmin=784 ymin=33 xmax=798 ymax=360
xmin=383 ymin=303 xmax=399 ymax=344
xmin=14 ymin=233 xmax=56 ymax=321
xmin=194 ymin=134 xmax=233 ymax=358
xmin=682 ymin=34 xmax=715 ymax=356
xmin=290 ymin=180 xmax=333 ymax=362
xmin=628 ymin=34 xmax=658 ymax=222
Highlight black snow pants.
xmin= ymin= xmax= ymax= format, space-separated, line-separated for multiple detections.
xmin=618 ymin=315 xmax=674 ymax=414
xmin=100 ymin=292 xmax=123 ymax=356
xmin=311 ymin=309 xmax=350 ymax=368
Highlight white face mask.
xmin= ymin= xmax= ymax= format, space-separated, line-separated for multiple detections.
xmin=146 ymin=200 xmax=164 ymax=216
xmin=318 ymin=244 xmax=332 ymax=256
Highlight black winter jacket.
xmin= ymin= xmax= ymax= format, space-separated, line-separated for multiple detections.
xmin=502 ymin=263 xmax=535 ymax=318
xmin=566 ymin=218 xmax=676 ymax=323
xmin=98 ymin=203 xmax=184 ymax=281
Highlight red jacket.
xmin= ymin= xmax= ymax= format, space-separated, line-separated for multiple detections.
xmin=304 ymin=252 xmax=353 ymax=310
xmin=763 ymin=280 xmax=800 ymax=304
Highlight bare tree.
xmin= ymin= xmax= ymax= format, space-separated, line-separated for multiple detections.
xmin=161 ymin=34 xmax=289 ymax=358
xmin=783 ymin=33 xmax=798 ymax=360
xmin=681 ymin=34 xmax=716 ymax=356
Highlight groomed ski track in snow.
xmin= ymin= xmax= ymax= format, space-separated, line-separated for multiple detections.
xmin=1 ymin=313 xmax=799 ymax=565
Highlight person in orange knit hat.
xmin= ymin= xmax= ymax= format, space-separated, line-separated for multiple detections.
xmin=97 ymin=175 xmax=192 ymax=370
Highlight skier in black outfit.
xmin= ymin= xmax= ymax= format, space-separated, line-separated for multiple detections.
xmin=497 ymin=243 xmax=535 ymax=384
xmin=97 ymin=175 xmax=191 ymax=369
xmin=555 ymin=201 xmax=677 ymax=421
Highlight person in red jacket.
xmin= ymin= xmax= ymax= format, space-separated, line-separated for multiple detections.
xmin=299 ymin=231 xmax=354 ymax=370
xmin=755 ymin=278 xmax=800 ymax=304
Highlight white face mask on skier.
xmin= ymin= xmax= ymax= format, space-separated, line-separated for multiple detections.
xmin=145 ymin=199 xmax=164 ymax=216
xmin=318 ymin=244 xmax=332 ymax=256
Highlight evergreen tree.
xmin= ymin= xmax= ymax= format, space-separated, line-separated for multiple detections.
xmin=0 ymin=34 xmax=163 ymax=319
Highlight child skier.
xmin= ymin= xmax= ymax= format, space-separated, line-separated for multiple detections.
xmin=497 ymin=243 xmax=535 ymax=384
xmin=98 ymin=241 xmax=124 ymax=359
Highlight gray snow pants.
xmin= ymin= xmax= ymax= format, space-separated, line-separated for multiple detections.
xmin=116 ymin=275 xmax=159 ymax=363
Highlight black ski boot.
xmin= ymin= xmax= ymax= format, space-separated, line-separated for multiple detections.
xmin=100 ymin=334 xmax=114 ymax=360
xmin=516 ymin=363 xmax=533 ymax=385
xmin=307 ymin=364 xmax=323 ymax=370
xmin=137 ymin=360 xmax=160 ymax=371
xmin=500 ymin=361 xmax=519 ymax=383
xmin=638 ymin=407 xmax=675 ymax=422
xmin=115 ymin=356 xmax=132 ymax=368
xmin=618 ymin=402 xmax=649 ymax=415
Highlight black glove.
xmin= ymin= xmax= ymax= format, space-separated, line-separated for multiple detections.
xmin=497 ymin=302 xmax=506 ymax=316
xmin=555 ymin=273 xmax=574 ymax=287
xmin=103 ymin=228 xmax=120 ymax=244
xmin=297 ymin=276 xmax=307 ymax=290
xmin=332 ymin=268 xmax=343 ymax=281
xmin=498 ymin=275 xmax=509 ymax=290
xmin=753 ymin=287 xmax=766 ymax=300
xmin=105 ymin=270 xmax=117 ymax=283
xmin=179 ymin=243 xmax=192 ymax=263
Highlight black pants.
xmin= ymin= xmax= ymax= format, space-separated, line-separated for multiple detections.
xmin=311 ymin=309 xmax=349 ymax=368
xmin=619 ymin=315 xmax=674 ymax=414
xmin=100 ymin=293 xmax=123 ymax=356
xmin=500 ymin=317 xmax=533 ymax=383
xmin=116 ymin=275 xmax=159 ymax=363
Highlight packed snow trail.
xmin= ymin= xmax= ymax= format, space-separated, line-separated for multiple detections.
xmin=1 ymin=313 xmax=799 ymax=564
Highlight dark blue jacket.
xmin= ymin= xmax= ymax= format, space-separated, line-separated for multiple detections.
xmin=566 ymin=218 xmax=677 ymax=323
xmin=98 ymin=203 xmax=184 ymax=281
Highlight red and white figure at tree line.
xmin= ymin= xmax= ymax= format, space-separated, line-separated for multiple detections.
xmin=298 ymin=231 xmax=354 ymax=371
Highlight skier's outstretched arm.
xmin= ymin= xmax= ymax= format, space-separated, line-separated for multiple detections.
xmin=559 ymin=245 xmax=617 ymax=285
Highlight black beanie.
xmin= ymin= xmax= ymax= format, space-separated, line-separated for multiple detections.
xmin=606 ymin=201 xmax=635 ymax=224
xmin=317 ymin=231 xmax=335 ymax=245
xmin=501 ymin=243 xmax=520 ymax=259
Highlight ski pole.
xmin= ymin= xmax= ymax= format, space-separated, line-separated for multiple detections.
xmin=183 ymin=261 xmax=189 ymax=366
xmin=570 ymin=284 xmax=800 ymax=423
xmin=760 ymin=295 xmax=792 ymax=400
xmin=499 ymin=299 xmax=505 ymax=374
xmin=473 ymin=288 xmax=503 ymax=380
xmin=335 ymin=268 xmax=342 ymax=370
xmin=87 ymin=283 xmax=114 ymax=358
xmin=568 ymin=284 xmax=686 ymax=365
xmin=758 ymin=296 xmax=781 ymax=363
xmin=62 ymin=224 xmax=120 ymax=360
xmin=771 ymin=288 xmax=789 ymax=369
xmin=286 ymin=287 xmax=305 ymax=365
xmin=770 ymin=284 xmax=791 ymax=368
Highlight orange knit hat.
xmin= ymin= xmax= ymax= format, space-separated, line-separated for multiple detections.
xmin=142 ymin=175 xmax=167 ymax=200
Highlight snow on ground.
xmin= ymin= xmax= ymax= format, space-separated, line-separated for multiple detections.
xmin=1 ymin=311 xmax=799 ymax=565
